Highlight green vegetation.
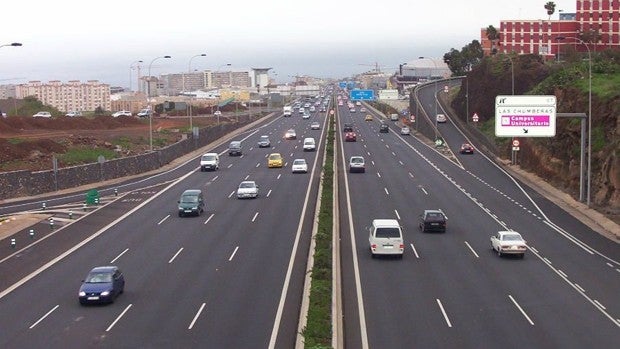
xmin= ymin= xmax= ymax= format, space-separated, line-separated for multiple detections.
xmin=7 ymin=138 xmax=25 ymax=145
xmin=57 ymin=147 xmax=118 ymax=165
xmin=302 ymin=108 xmax=334 ymax=348
xmin=110 ymin=136 xmax=133 ymax=149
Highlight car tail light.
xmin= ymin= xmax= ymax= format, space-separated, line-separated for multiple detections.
xmin=399 ymin=244 xmax=404 ymax=250
xmin=371 ymin=244 xmax=377 ymax=251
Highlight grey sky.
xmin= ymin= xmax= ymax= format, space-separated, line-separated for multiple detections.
xmin=0 ymin=0 xmax=575 ymax=87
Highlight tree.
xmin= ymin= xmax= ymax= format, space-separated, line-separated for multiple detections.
xmin=486 ymin=25 xmax=500 ymax=55
xmin=443 ymin=40 xmax=483 ymax=76
xmin=544 ymin=1 xmax=556 ymax=20
xmin=580 ymin=27 xmax=602 ymax=45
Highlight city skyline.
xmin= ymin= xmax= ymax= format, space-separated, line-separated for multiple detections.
xmin=0 ymin=0 xmax=575 ymax=87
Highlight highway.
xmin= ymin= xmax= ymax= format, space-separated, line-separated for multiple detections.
xmin=338 ymin=86 xmax=620 ymax=348
xmin=0 ymin=103 xmax=328 ymax=348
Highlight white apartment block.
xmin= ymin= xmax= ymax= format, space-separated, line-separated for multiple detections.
xmin=16 ymin=80 xmax=111 ymax=112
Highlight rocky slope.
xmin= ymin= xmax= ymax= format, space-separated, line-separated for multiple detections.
xmin=449 ymin=53 xmax=619 ymax=223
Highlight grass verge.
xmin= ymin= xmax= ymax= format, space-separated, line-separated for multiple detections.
xmin=302 ymin=111 xmax=335 ymax=348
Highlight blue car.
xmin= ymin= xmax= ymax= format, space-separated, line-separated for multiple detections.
xmin=78 ymin=266 xmax=125 ymax=305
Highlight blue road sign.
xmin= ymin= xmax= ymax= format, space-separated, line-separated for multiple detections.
xmin=349 ymin=89 xmax=375 ymax=101
xmin=339 ymin=82 xmax=347 ymax=88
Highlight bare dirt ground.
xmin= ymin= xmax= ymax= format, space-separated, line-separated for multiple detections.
xmin=0 ymin=115 xmax=216 ymax=171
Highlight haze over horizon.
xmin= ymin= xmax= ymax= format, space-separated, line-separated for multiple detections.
xmin=0 ymin=0 xmax=575 ymax=87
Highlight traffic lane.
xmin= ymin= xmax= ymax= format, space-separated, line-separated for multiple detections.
xmin=378 ymin=132 xmax=620 ymax=325
xmin=342 ymin=116 xmax=616 ymax=342
xmin=347 ymin=157 xmax=620 ymax=347
xmin=1 ymin=152 xmax=318 ymax=347
xmin=0 ymin=189 xmax=164 ymax=292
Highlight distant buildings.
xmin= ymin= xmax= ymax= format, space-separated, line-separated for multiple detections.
xmin=15 ymin=80 xmax=111 ymax=112
xmin=485 ymin=0 xmax=619 ymax=57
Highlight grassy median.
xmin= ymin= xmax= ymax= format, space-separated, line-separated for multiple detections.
xmin=302 ymin=112 xmax=335 ymax=348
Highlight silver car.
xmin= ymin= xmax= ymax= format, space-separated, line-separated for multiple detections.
xmin=236 ymin=181 xmax=259 ymax=199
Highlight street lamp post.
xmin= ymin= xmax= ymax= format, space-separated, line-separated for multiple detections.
xmin=557 ymin=36 xmax=592 ymax=206
xmin=147 ymin=55 xmax=172 ymax=151
xmin=187 ymin=53 xmax=207 ymax=131
xmin=0 ymin=42 xmax=22 ymax=49
xmin=129 ymin=60 xmax=143 ymax=92
xmin=419 ymin=57 xmax=439 ymax=131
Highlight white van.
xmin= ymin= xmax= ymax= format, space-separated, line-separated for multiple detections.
xmin=199 ymin=152 xmax=219 ymax=171
xmin=303 ymin=137 xmax=316 ymax=152
xmin=369 ymin=219 xmax=404 ymax=258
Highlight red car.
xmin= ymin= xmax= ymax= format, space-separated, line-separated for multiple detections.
xmin=345 ymin=131 xmax=357 ymax=142
xmin=460 ymin=143 xmax=474 ymax=154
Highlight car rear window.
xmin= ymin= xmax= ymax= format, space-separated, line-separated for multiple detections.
xmin=375 ymin=227 xmax=401 ymax=238
xmin=426 ymin=212 xmax=445 ymax=220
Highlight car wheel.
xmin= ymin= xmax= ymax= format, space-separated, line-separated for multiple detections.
xmin=497 ymin=249 xmax=503 ymax=257
xmin=520 ymin=253 xmax=525 ymax=259
xmin=178 ymin=212 xmax=183 ymax=217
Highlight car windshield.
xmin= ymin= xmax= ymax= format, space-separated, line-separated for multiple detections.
xmin=86 ymin=272 xmax=113 ymax=283
xmin=239 ymin=182 xmax=255 ymax=189
xmin=426 ymin=212 xmax=444 ymax=220
xmin=503 ymin=234 xmax=522 ymax=241
xmin=269 ymin=154 xmax=281 ymax=160
xmin=375 ymin=227 xmax=401 ymax=238
xmin=181 ymin=195 xmax=198 ymax=203
xmin=351 ymin=158 xmax=363 ymax=164
xmin=202 ymin=155 xmax=216 ymax=161
xmin=293 ymin=160 xmax=305 ymax=165
xmin=261 ymin=136 xmax=269 ymax=140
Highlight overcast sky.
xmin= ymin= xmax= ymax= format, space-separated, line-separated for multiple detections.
xmin=0 ymin=0 xmax=574 ymax=87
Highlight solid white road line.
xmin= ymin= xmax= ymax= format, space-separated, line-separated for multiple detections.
xmin=168 ymin=247 xmax=184 ymax=264
xmin=29 ymin=305 xmax=59 ymax=329
xmin=106 ymin=304 xmax=132 ymax=332
xmin=110 ymin=248 xmax=129 ymax=264
xmin=508 ymin=295 xmax=534 ymax=325
xmin=252 ymin=212 xmax=259 ymax=222
xmin=594 ymin=300 xmax=606 ymax=310
xmin=204 ymin=214 xmax=214 ymax=225
xmin=188 ymin=303 xmax=206 ymax=330
xmin=436 ymin=299 xmax=452 ymax=327
xmin=557 ymin=270 xmax=568 ymax=278
xmin=157 ymin=215 xmax=170 ymax=225
xmin=464 ymin=241 xmax=479 ymax=258
xmin=410 ymin=243 xmax=419 ymax=259
xmin=574 ymin=283 xmax=586 ymax=293
xmin=229 ymin=246 xmax=239 ymax=261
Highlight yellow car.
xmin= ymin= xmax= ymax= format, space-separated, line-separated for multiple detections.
xmin=268 ymin=153 xmax=283 ymax=168
xmin=365 ymin=114 xmax=373 ymax=121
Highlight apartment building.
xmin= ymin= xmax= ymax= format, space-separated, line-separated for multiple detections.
xmin=495 ymin=0 xmax=619 ymax=57
xmin=155 ymin=70 xmax=252 ymax=96
xmin=16 ymin=80 xmax=111 ymax=112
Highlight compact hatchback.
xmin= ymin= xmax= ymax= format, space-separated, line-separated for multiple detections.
xmin=291 ymin=158 xmax=308 ymax=173
xmin=258 ymin=135 xmax=271 ymax=148
xmin=436 ymin=114 xmax=447 ymax=123
xmin=78 ymin=266 xmax=125 ymax=305
xmin=268 ymin=153 xmax=284 ymax=168
xmin=285 ymin=129 xmax=297 ymax=140
xmin=419 ymin=209 xmax=448 ymax=233
xmin=379 ymin=124 xmax=389 ymax=133
xmin=237 ymin=181 xmax=259 ymax=199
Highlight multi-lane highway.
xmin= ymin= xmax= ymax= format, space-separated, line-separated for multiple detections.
xmin=338 ymin=84 xmax=620 ymax=348
xmin=0 ymin=104 xmax=329 ymax=348
xmin=1 ymin=87 xmax=619 ymax=349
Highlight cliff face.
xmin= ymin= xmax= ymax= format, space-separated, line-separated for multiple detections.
xmin=450 ymin=54 xmax=619 ymax=223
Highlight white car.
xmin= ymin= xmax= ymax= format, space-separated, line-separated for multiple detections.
xmin=369 ymin=219 xmax=404 ymax=258
xmin=400 ymin=126 xmax=410 ymax=135
xmin=436 ymin=113 xmax=447 ymax=123
xmin=303 ymin=137 xmax=316 ymax=151
xmin=137 ymin=109 xmax=152 ymax=118
xmin=302 ymin=113 xmax=310 ymax=119
xmin=32 ymin=111 xmax=52 ymax=118
xmin=291 ymin=158 xmax=308 ymax=173
xmin=112 ymin=110 xmax=132 ymax=117
xmin=310 ymin=122 xmax=320 ymax=130
xmin=236 ymin=181 xmax=259 ymax=199
xmin=491 ymin=231 xmax=527 ymax=258
xmin=214 ymin=110 xmax=222 ymax=117
xmin=349 ymin=156 xmax=365 ymax=173
xmin=65 ymin=111 xmax=82 ymax=117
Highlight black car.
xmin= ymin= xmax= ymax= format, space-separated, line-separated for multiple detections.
xmin=343 ymin=123 xmax=353 ymax=132
xmin=79 ymin=266 xmax=125 ymax=305
xmin=419 ymin=209 xmax=447 ymax=233
xmin=379 ymin=124 xmax=389 ymax=133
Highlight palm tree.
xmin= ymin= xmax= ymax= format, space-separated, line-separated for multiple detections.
xmin=544 ymin=1 xmax=556 ymax=20
xmin=486 ymin=25 xmax=500 ymax=55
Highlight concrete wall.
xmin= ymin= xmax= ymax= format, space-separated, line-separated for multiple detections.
xmin=0 ymin=115 xmax=258 ymax=200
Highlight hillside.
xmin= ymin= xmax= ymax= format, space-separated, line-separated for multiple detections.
xmin=449 ymin=52 xmax=619 ymax=223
